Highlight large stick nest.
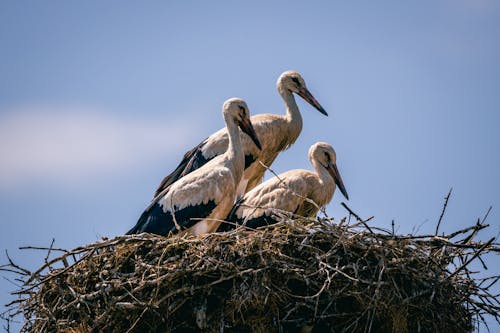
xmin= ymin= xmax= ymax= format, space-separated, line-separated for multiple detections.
xmin=2 ymin=213 xmax=499 ymax=333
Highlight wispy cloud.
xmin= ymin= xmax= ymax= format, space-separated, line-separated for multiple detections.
xmin=0 ymin=106 xmax=201 ymax=191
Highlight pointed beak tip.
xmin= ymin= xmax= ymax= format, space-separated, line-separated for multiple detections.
xmin=298 ymin=88 xmax=328 ymax=116
xmin=329 ymin=163 xmax=348 ymax=201
xmin=318 ymin=107 xmax=328 ymax=116
xmin=240 ymin=119 xmax=262 ymax=150
xmin=337 ymin=185 xmax=349 ymax=201
xmin=255 ymin=140 xmax=262 ymax=151
xmin=249 ymin=134 xmax=262 ymax=151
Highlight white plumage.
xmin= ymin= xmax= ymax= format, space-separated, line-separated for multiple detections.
xmin=127 ymin=98 xmax=261 ymax=236
xmin=221 ymin=142 xmax=348 ymax=230
xmin=154 ymin=71 xmax=328 ymax=198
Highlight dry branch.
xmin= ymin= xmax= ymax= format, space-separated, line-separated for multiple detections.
xmin=1 ymin=214 xmax=499 ymax=333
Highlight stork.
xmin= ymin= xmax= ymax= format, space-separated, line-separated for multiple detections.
xmin=154 ymin=70 xmax=328 ymax=198
xmin=219 ymin=142 xmax=348 ymax=230
xmin=127 ymin=98 xmax=261 ymax=236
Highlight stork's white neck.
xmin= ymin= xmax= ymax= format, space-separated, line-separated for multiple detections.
xmin=224 ymin=114 xmax=240 ymax=158
xmin=311 ymin=157 xmax=335 ymax=188
xmin=223 ymin=113 xmax=244 ymax=181
xmin=279 ymin=87 xmax=303 ymax=137
xmin=309 ymin=157 xmax=336 ymax=208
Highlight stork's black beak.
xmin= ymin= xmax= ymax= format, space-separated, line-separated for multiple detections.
xmin=239 ymin=118 xmax=262 ymax=150
xmin=297 ymin=86 xmax=328 ymax=116
xmin=327 ymin=162 xmax=349 ymax=200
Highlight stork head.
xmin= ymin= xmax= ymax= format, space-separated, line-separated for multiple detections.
xmin=223 ymin=98 xmax=262 ymax=150
xmin=277 ymin=70 xmax=328 ymax=116
xmin=309 ymin=142 xmax=349 ymax=200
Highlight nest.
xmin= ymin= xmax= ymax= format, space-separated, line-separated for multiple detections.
xmin=2 ymin=208 xmax=499 ymax=333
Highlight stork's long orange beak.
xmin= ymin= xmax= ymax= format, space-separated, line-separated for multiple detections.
xmin=327 ymin=162 xmax=349 ymax=200
xmin=239 ymin=118 xmax=262 ymax=150
xmin=297 ymin=87 xmax=328 ymax=116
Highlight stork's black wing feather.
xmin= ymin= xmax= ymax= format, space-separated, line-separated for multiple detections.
xmin=218 ymin=197 xmax=279 ymax=231
xmin=242 ymin=215 xmax=279 ymax=229
xmin=154 ymin=139 xmax=211 ymax=198
xmin=217 ymin=197 xmax=246 ymax=232
xmin=127 ymin=200 xmax=217 ymax=236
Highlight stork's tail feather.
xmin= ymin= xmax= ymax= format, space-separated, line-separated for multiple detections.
xmin=125 ymin=225 xmax=138 ymax=235
xmin=126 ymin=198 xmax=162 ymax=235
xmin=126 ymin=210 xmax=149 ymax=235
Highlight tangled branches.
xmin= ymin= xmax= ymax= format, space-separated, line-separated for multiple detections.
xmin=1 ymin=211 xmax=499 ymax=332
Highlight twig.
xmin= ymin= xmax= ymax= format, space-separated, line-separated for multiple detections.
xmin=435 ymin=188 xmax=452 ymax=236
xmin=446 ymin=238 xmax=495 ymax=281
xmin=2 ymin=215 xmax=498 ymax=332
xmin=340 ymin=202 xmax=374 ymax=234
xmin=4 ymin=250 xmax=31 ymax=276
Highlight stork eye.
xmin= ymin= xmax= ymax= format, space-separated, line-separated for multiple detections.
xmin=291 ymin=77 xmax=300 ymax=85
xmin=324 ymin=152 xmax=331 ymax=162
xmin=238 ymin=105 xmax=245 ymax=111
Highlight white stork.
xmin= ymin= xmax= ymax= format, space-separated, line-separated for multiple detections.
xmin=153 ymin=70 xmax=328 ymax=198
xmin=127 ymin=98 xmax=262 ymax=236
xmin=219 ymin=142 xmax=348 ymax=230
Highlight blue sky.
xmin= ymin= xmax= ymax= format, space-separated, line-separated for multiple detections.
xmin=1 ymin=1 xmax=499 ymax=330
